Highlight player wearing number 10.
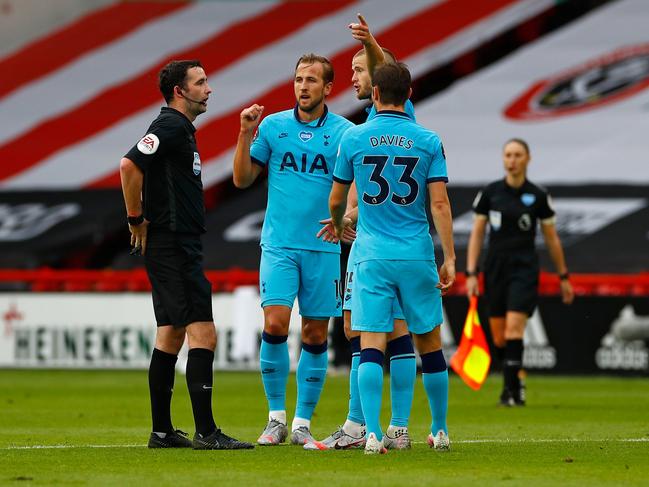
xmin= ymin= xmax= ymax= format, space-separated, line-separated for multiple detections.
xmin=330 ymin=62 xmax=456 ymax=454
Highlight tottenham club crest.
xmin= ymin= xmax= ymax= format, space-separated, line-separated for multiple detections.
xmin=299 ymin=131 xmax=313 ymax=142
xmin=193 ymin=152 xmax=201 ymax=175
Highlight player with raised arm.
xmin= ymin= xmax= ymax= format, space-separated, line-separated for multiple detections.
xmin=307 ymin=15 xmax=417 ymax=451
xmin=330 ymin=62 xmax=456 ymax=454
xmin=232 ymin=54 xmax=353 ymax=446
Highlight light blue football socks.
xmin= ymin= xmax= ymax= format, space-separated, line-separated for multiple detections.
xmin=358 ymin=348 xmax=385 ymax=441
xmin=347 ymin=336 xmax=364 ymax=425
xmin=387 ymin=335 xmax=416 ymax=428
xmin=421 ymin=350 xmax=449 ymax=435
xmin=260 ymin=332 xmax=290 ymax=413
xmin=295 ymin=341 xmax=328 ymax=422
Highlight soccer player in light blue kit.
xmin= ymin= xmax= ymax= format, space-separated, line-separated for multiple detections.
xmin=309 ymin=15 xmax=419 ymax=451
xmin=233 ymin=54 xmax=353 ymax=446
xmin=330 ymin=62 xmax=456 ymax=454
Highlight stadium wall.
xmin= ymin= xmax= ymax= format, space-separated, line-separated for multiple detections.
xmin=1 ymin=284 xmax=647 ymax=376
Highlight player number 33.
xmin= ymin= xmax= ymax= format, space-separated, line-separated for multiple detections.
xmin=362 ymin=155 xmax=420 ymax=206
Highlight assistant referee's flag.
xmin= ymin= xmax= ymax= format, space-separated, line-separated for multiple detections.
xmin=450 ymin=296 xmax=491 ymax=390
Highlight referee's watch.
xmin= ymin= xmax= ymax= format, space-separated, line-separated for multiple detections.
xmin=127 ymin=214 xmax=144 ymax=226
xmin=559 ymin=272 xmax=570 ymax=281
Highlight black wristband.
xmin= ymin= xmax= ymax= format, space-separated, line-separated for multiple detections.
xmin=559 ymin=272 xmax=570 ymax=281
xmin=466 ymin=270 xmax=478 ymax=277
xmin=127 ymin=214 xmax=144 ymax=226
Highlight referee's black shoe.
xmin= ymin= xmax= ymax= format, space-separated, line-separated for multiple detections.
xmin=499 ymin=387 xmax=526 ymax=407
xmin=148 ymin=429 xmax=193 ymax=448
xmin=193 ymin=428 xmax=254 ymax=450
xmin=499 ymin=388 xmax=515 ymax=407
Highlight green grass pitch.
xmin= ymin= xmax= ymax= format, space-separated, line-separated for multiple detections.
xmin=1 ymin=369 xmax=648 ymax=486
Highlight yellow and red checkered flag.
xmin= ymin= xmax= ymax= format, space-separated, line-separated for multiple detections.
xmin=450 ymin=296 xmax=491 ymax=390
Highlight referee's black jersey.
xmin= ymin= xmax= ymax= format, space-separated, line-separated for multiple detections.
xmin=125 ymin=107 xmax=205 ymax=234
xmin=472 ymin=179 xmax=555 ymax=253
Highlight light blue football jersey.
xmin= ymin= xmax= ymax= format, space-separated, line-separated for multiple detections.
xmin=334 ymin=110 xmax=448 ymax=262
xmin=366 ymin=98 xmax=416 ymax=122
xmin=251 ymin=106 xmax=353 ymax=253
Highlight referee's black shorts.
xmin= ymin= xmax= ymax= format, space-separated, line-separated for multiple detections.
xmin=484 ymin=250 xmax=539 ymax=317
xmin=144 ymin=231 xmax=213 ymax=328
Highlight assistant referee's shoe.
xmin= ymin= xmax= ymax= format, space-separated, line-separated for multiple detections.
xmin=148 ymin=430 xmax=193 ymax=449
xmin=193 ymin=428 xmax=254 ymax=450
xmin=427 ymin=430 xmax=450 ymax=452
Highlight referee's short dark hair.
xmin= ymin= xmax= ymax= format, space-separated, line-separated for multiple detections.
xmin=159 ymin=60 xmax=203 ymax=103
xmin=372 ymin=62 xmax=411 ymax=106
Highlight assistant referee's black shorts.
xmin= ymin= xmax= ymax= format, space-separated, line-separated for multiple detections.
xmin=484 ymin=249 xmax=539 ymax=317
xmin=144 ymin=231 xmax=213 ymax=328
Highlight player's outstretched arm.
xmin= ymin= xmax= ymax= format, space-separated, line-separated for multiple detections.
xmin=349 ymin=13 xmax=385 ymax=77
xmin=428 ymin=181 xmax=456 ymax=294
xmin=317 ymin=215 xmax=356 ymax=244
xmin=120 ymin=157 xmax=149 ymax=254
xmin=233 ymin=104 xmax=264 ymax=188
xmin=317 ymin=181 xmax=358 ymax=243
xmin=466 ymin=216 xmax=487 ymax=297
xmin=329 ymin=181 xmax=351 ymax=240
xmin=541 ymin=223 xmax=575 ymax=305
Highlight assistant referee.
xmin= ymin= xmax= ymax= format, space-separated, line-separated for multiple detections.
xmin=120 ymin=59 xmax=252 ymax=449
xmin=465 ymin=138 xmax=574 ymax=407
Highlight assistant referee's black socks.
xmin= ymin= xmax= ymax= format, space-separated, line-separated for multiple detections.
xmin=149 ymin=348 xmax=177 ymax=433
xmin=504 ymin=339 xmax=523 ymax=393
xmin=186 ymin=348 xmax=217 ymax=437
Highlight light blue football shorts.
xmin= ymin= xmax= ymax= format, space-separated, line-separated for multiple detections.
xmin=259 ymin=245 xmax=342 ymax=318
xmin=351 ymin=259 xmax=443 ymax=334
xmin=343 ymin=244 xmax=405 ymax=320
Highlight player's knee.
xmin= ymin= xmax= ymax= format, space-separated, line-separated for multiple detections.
xmin=301 ymin=321 xmax=329 ymax=345
xmin=413 ymin=328 xmax=442 ymax=355
xmin=264 ymin=320 xmax=289 ymax=337
xmin=388 ymin=319 xmax=409 ymax=340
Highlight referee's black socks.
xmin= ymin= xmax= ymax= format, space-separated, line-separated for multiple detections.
xmin=149 ymin=348 xmax=177 ymax=433
xmin=186 ymin=348 xmax=217 ymax=437
xmin=504 ymin=339 xmax=523 ymax=394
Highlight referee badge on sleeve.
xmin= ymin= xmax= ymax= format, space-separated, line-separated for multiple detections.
xmin=193 ymin=152 xmax=201 ymax=175
xmin=137 ymin=133 xmax=159 ymax=154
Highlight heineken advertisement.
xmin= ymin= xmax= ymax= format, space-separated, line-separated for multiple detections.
xmin=1 ymin=293 xmax=647 ymax=375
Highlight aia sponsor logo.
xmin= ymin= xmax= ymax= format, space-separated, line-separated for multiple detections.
xmin=505 ymin=44 xmax=649 ymax=120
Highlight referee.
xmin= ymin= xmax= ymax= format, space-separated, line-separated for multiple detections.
xmin=465 ymin=138 xmax=574 ymax=407
xmin=120 ymin=59 xmax=252 ymax=449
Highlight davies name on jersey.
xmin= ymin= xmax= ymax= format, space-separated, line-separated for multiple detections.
xmin=369 ymin=134 xmax=414 ymax=149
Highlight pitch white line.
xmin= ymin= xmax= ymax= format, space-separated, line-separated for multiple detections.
xmin=4 ymin=444 xmax=144 ymax=450
xmin=3 ymin=438 xmax=649 ymax=450
xmin=416 ymin=438 xmax=649 ymax=445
